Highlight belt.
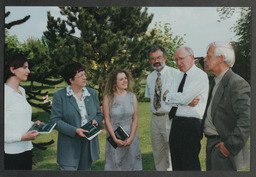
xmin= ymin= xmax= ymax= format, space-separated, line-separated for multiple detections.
xmin=205 ymin=134 xmax=220 ymax=139
xmin=173 ymin=116 xmax=200 ymax=121
xmin=153 ymin=113 xmax=168 ymax=116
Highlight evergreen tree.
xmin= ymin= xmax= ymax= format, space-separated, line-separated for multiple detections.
xmin=5 ymin=11 xmax=30 ymax=29
xmin=5 ymin=14 xmax=63 ymax=114
xmin=44 ymin=7 xmax=158 ymax=102
xmin=217 ymin=7 xmax=251 ymax=83
xmin=4 ymin=30 xmax=22 ymax=55
xmin=5 ymin=12 xmax=55 ymax=150
xmin=23 ymin=37 xmax=63 ymax=114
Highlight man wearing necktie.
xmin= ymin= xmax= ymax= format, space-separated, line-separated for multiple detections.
xmin=163 ymin=46 xmax=209 ymax=170
xmin=145 ymin=46 xmax=179 ymax=171
xmin=202 ymin=42 xmax=250 ymax=171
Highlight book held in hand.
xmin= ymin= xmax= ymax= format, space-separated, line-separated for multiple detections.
xmin=81 ymin=120 xmax=102 ymax=141
xmin=107 ymin=126 xmax=129 ymax=149
xmin=28 ymin=122 xmax=56 ymax=134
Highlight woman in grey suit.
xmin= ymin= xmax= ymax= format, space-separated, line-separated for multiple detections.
xmin=50 ymin=61 xmax=103 ymax=170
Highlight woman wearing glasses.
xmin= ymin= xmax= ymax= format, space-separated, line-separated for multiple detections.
xmin=50 ymin=61 xmax=103 ymax=170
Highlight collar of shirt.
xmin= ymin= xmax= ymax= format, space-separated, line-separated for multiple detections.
xmin=184 ymin=64 xmax=197 ymax=77
xmin=158 ymin=65 xmax=167 ymax=76
xmin=214 ymin=68 xmax=229 ymax=86
xmin=5 ymin=84 xmax=25 ymax=96
xmin=66 ymin=85 xmax=90 ymax=100
xmin=152 ymin=65 xmax=168 ymax=77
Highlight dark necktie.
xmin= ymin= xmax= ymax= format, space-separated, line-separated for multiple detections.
xmin=200 ymin=79 xmax=216 ymax=136
xmin=169 ymin=73 xmax=187 ymax=119
xmin=154 ymin=72 xmax=162 ymax=111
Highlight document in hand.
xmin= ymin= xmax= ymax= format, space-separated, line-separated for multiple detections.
xmin=81 ymin=120 xmax=102 ymax=140
xmin=107 ymin=126 xmax=129 ymax=149
xmin=28 ymin=122 xmax=56 ymax=134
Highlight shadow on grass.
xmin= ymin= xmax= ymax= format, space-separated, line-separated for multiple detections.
xmin=33 ymin=145 xmax=58 ymax=170
xmin=32 ymin=111 xmax=51 ymax=122
xmin=140 ymin=82 xmax=146 ymax=88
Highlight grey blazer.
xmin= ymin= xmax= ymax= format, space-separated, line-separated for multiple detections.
xmin=211 ymin=69 xmax=250 ymax=170
xmin=50 ymin=87 xmax=103 ymax=166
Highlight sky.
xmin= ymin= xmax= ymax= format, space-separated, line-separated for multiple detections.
xmin=5 ymin=6 xmax=241 ymax=57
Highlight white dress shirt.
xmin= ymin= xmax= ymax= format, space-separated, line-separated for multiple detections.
xmin=4 ymin=84 xmax=34 ymax=154
xmin=145 ymin=66 xmax=179 ymax=114
xmin=66 ymin=86 xmax=91 ymax=127
xmin=165 ymin=64 xmax=209 ymax=119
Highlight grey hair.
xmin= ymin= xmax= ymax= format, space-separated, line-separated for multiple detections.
xmin=207 ymin=42 xmax=235 ymax=67
xmin=183 ymin=46 xmax=194 ymax=56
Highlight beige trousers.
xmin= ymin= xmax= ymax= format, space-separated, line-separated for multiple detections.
xmin=150 ymin=114 xmax=172 ymax=171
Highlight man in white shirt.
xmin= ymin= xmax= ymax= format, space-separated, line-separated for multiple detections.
xmin=163 ymin=46 xmax=209 ymax=170
xmin=145 ymin=46 xmax=179 ymax=171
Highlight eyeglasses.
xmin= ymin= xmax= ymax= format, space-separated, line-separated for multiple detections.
xmin=75 ymin=73 xmax=86 ymax=79
xmin=149 ymin=55 xmax=163 ymax=61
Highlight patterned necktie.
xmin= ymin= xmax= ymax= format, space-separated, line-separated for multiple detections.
xmin=154 ymin=72 xmax=162 ymax=111
xmin=169 ymin=73 xmax=187 ymax=119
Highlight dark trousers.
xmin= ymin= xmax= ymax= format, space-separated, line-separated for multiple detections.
xmin=206 ymin=137 xmax=236 ymax=171
xmin=59 ymin=138 xmax=92 ymax=171
xmin=4 ymin=150 xmax=33 ymax=170
xmin=169 ymin=116 xmax=201 ymax=171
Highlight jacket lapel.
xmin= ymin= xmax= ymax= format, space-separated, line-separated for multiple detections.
xmin=211 ymin=69 xmax=233 ymax=119
xmin=68 ymin=95 xmax=80 ymax=114
xmin=211 ymin=84 xmax=224 ymax=118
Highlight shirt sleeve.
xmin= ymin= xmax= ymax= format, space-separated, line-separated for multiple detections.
xmin=165 ymin=73 xmax=209 ymax=105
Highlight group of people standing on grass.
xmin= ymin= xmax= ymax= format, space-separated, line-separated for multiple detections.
xmin=145 ymin=44 xmax=250 ymax=171
xmin=4 ymin=41 xmax=250 ymax=172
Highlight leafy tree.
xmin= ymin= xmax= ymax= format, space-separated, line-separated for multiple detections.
xmin=5 ymin=12 xmax=55 ymax=149
xmin=150 ymin=22 xmax=185 ymax=69
xmin=23 ymin=38 xmax=63 ymax=88
xmin=217 ymin=7 xmax=251 ymax=83
xmin=4 ymin=30 xmax=22 ymax=55
xmin=22 ymin=37 xmax=63 ymax=114
xmin=5 ymin=33 xmax=62 ymax=115
xmin=43 ymin=7 xmax=159 ymax=102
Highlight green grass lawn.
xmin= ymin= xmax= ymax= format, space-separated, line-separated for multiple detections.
xmin=31 ymin=101 xmax=208 ymax=171
xmin=22 ymin=81 xmax=248 ymax=171
xmin=31 ymin=102 xmax=158 ymax=170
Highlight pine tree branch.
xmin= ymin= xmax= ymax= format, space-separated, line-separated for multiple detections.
xmin=5 ymin=15 xmax=30 ymax=29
